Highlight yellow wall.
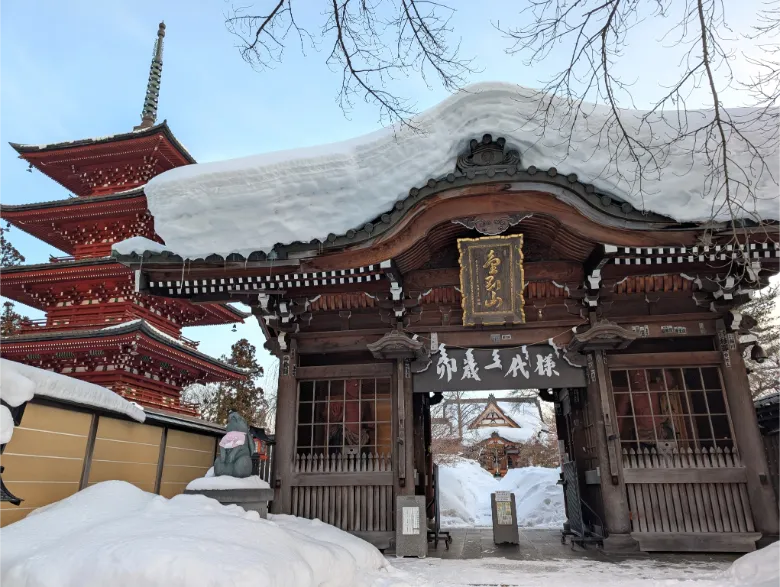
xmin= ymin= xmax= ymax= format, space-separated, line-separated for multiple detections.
xmin=1 ymin=402 xmax=220 ymax=527
xmin=87 ymin=416 xmax=162 ymax=493
xmin=159 ymin=429 xmax=216 ymax=498
xmin=0 ymin=403 xmax=91 ymax=527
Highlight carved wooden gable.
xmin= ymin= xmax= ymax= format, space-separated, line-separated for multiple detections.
xmin=469 ymin=398 xmax=520 ymax=429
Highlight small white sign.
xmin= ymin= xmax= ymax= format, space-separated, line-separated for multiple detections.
xmin=402 ymin=506 xmax=420 ymax=535
xmin=494 ymin=491 xmax=512 ymax=502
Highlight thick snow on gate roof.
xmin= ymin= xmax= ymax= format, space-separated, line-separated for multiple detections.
xmin=131 ymin=82 xmax=779 ymax=260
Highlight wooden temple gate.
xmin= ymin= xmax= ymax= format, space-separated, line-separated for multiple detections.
xmin=118 ymin=133 xmax=779 ymax=553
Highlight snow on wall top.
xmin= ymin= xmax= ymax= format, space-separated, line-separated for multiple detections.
xmin=0 ymin=359 xmax=145 ymax=423
xmin=138 ymin=82 xmax=779 ymax=260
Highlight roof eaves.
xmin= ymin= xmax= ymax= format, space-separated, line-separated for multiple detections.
xmin=2 ymin=320 xmax=246 ymax=376
xmin=0 ymin=188 xmax=146 ymax=213
xmin=9 ymin=120 xmax=196 ymax=164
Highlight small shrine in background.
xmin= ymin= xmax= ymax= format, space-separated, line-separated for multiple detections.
xmin=0 ymin=23 xmax=246 ymax=415
xmin=468 ymin=395 xmax=530 ymax=477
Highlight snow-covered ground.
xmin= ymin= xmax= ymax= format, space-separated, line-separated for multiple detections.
xmin=0 ymin=481 xmax=408 ymax=587
xmin=438 ymin=459 xmax=565 ymax=529
xmin=1 ymin=478 xmax=776 ymax=587
xmin=392 ymin=544 xmax=779 ymax=587
xmin=115 ymin=82 xmax=779 ymax=261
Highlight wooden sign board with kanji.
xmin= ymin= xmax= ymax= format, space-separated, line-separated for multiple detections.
xmin=413 ymin=345 xmax=587 ymax=394
xmin=458 ymin=235 xmax=525 ymax=326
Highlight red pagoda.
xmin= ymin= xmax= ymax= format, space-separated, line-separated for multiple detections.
xmin=0 ymin=23 xmax=246 ymax=415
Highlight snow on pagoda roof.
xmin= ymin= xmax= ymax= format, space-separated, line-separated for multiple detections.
xmin=124 ymin=82 xmax=778 ymax=261
xmin=0 ymin=358 xmax=145 ymax=423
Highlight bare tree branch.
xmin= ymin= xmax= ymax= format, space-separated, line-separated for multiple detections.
xmin=225 ymin=0 xmax=476 ymax=127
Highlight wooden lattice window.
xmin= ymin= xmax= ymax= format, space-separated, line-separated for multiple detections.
xmin=296 ymin=378 xmax=392 ymax=458
xmin=611 ymin=367 xmax=734 ymax=452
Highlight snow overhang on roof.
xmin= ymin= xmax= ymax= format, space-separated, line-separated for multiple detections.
xmin=0 ymin=358 xmax=146 ymax=422
xmin=111 ymin=82 xmax=778 ymax=263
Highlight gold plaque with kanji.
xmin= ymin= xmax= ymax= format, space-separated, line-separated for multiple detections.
xmin=458 ymin=235 xmax=525 ymax=326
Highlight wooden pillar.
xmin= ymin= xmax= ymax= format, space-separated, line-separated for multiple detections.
xmin=588 ymin=350 xmax=637 ymax=550
xmin=413 ymin=393 xmax=427 ymax=496
xmin=271 ymin=338 xmax=298 ymax=514
xmin=717 ymin=322 xmax=779 ymax=539
xmin=395 ymin=359 xmax=415 ymax=496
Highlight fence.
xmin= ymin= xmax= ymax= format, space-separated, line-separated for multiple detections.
xmin=622 ymin=447 xmax=757 ymax=550
xmin=253 ymin=443 xmax=275 ymax=485
xmin=293 ymin=452 xmax=392 ymax=473
xmin=1 ymin=401 xmax=219 ymax=526
xmin=290 ymin=452 xmax=394 ymax=544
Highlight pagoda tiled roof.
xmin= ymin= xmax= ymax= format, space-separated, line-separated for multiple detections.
xmin=9 ymin=121 xmax=196 ymax=164
xmin=1 ymin=319 xmax=247 ymax=376
xmin=0 ymin=257 xmax=249 ymax=321
xmin=0 ymin=187 xmax=145 ymax=212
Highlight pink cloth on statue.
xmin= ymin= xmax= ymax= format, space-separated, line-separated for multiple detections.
xmin=219 ymin=431 xmax=247 ymax=449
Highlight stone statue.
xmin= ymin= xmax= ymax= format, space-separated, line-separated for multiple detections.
xmin=214 ymin=412 xmax=256 ymax=478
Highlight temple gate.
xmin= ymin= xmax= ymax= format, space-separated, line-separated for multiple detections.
xmin=116 ymin=133 xmax=779 ymax=552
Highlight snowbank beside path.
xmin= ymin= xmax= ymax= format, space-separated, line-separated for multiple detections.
xmin=0 ymin=481 xmax=411 ymax=587
xmin=718 ymin=541 xmax=779 ymax=587
xmin=438 ymin=459 xmax=565 ymax=529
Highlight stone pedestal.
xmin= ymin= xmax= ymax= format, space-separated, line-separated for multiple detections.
xmin=184 ymin=487 xmax=275 ymax=518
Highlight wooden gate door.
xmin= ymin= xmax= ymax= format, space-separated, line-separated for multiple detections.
xmin=610 ymin=365 xmax=760 ymax=552
xmin=290 ymin=374 xmax=396 ymax=549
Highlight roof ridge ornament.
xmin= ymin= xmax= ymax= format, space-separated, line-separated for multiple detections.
xmin=135 ymin=22 xmax=166 ymax=130
xmin=456 ymin=134 xmax=521 ymax=174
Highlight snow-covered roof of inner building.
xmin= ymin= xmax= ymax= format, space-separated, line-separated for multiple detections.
xmin=0 ymin=358 xmax=145 ymax=423
xmin=464 ymin=402 xmax=544 ymax=445
xmin=133 ymin=82 xmax=779 ymax=260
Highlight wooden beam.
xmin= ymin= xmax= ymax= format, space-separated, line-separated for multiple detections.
xmin=154 ymin=426 xmax=168 ymax=494
xmin=79 ymin=413 xmax=99 ymax=490
xmin=291 ymin=472 xmax=393 ymax=486
xmin=623 ymin=467 xmax=747 ymax=484
xmin=299 ymin=187 xmax=700 ymax=272
xmin=297 ymin=363 xmax=393 ymax=380
xmin=404 ymin=262 xmax=583 ymax=290
xmin=632 ymin=532 xmax=760 ymax=553
xmin=608 ymin=351 xmax=722 ymax=368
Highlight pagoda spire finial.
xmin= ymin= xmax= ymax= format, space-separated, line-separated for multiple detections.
xmin=135 ymin=22 xmax=166 ymax=130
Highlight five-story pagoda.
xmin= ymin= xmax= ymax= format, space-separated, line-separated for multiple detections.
xmin=0 ymin=23 xmax=246 ymax=415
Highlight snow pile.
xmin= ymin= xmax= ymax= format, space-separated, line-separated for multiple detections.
xmin=1 ymin=481 xmax=410 ymax=587
xmin=716 ymin=542 xmax=779 ymax=587
xmin=438 ymin=459 xmax=498 ymax=526
xmin=499 ymin=468 xmax=566 ymax=529
xmin=0 ymin=406 xmax=16 ymax=444
xmin=117 ymin=82 xmax=779 ymax=260
xmin=0 ymin=359 xmax=144 ymax=444
xmin=438 ymin=459 xmax=565 ymax=529
xmin=186 ymin=472 xmax=270 ymax=491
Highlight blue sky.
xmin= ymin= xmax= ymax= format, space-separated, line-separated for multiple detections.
xmin=1 ymin=0 xmax=773 ymax=381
